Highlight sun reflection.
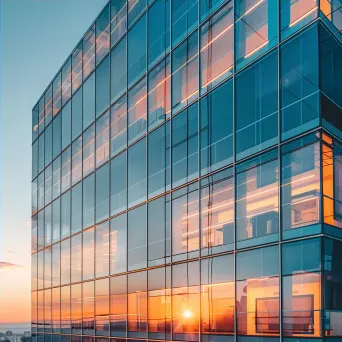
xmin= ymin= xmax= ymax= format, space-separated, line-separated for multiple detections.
xmin=182 ymin=309 xmax=193 ymax=319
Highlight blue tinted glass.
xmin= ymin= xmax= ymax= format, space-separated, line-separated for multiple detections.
xmin=200 ymin=0 xmax=226 ymax=21
xmin=71 ymin=183 xmax=82 ymax=234
xmin=61 ymin=191 xmax=71 ymax=239
xmin=110 ymin=214 xmax=127 ymax=274
xmin=62 ymin=101 xmax=71 ymax=150
xmin=96 ymin=56 xmax=110 ymax=118
xmin=83 ymin=73 xmax=95 ymax=129
xmin=111 ymin=37 xmax=127 ymax=104
xmin=200 ymin=80 xmax=233 ymax=175
xmin=38 ymin=132 xmax=45 ymax=174
xmin=45 ymin=123 xmax=53 ymax=167
xmin=111 ymin=151 xmax=127 ymax=216
xmin=83 ymin=174 xmax=95 ymax=229
xmin=111 ymin=0 xmax=127 ymax=47
xmin=236 ymin=51 xmax=278 ymax=160
xmin=128 ymin=15 xmax=146 ymax=86
xmin=96 ymin=163 xmax=110 ymax=223
xmin=72 ymin=88 xmax=82 ymax=140
xmin=53 ymin=113 xmax=62 ymax=159
xmin=128 ymin=0 xmax=146 ymax=26
xmin=110 ymin=95 xmax=127 ymax=157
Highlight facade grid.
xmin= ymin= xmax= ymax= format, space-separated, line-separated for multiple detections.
xmin=31 ymin=0 xmax=342 ymax=342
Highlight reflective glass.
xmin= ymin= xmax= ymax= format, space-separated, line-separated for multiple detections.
xmin=110 ymin=95 xmax=127 ymax=157
xmin=53 ymin=72 xmax=62 ymax=117
xmin=53 ymin=113 xmax=62 ymax=159
xmin=61 ymin=147 xmax=71 ymax=193
xmin=128 ymin=0 xmax=146 ymax=26
xmin=95 ymin=278 xmax=110 ymax=336
xmin=61 ymin=239 xmax=71 ymax=285
xmin=111 ymin=38 xmax=127 ymax=104
xmin=96 ymin=5 xmax=110 ymax=65
xmin=71 ymin=136 xmax=82 ymax=185
xmin=96 ymin=56 xmax=110 ymax=117
xmin=52 ymin=199 xmax=61 ymax=243
xmin=95 ymin=221 xmax=110 ymax=278
xmin=61 ymin=191 xmax=71 ymax=239
xmin=45 ymin=123 xmax=53 ymax=167
xmin=61 ymin=101 xmax=71 ymax=150
xmin=83 ymin=25 xmax=96 ymax=79
xmin=45 ymin=204 xmax=52 ymax=246
xmin=83 ymin=73 xmax=96 ymax=129
xmin=110 ymin=214 xmax=127 ymax=275
xmin=71 ymin=183 xmax=82 ymax=234
xmin=83 ymin=124 xmax=95 ymax=177
xmin=71 ymin=234 xmax=82 ymax=283
xmin=45 ymin=165 xmax=52 ymax=206
xmin=110 ymin=275 xmax=127 ymax=336
xmin=62 ymin=58 xmax=72 ymax=106
xmin=72 ymin=42 xmax=82 ymax=94
xmin=45 ymin=85 xmax=53 ymax=126
xmin=83 ymin=281 xmax=95 ymax=334
xmin=96 ymin=111 xmax=110 ymax=167
xmin=96 ymin=163 xmax=110 ymax=223
xmin=83 ymin=228 xmax=95 ymax=281
xmin=200 ymin=0 xmax=226 ymax=21
xmin=111 ymin=0 xmax=127 ymax=47
xmin=71 ymin=284 xmax=82 ymax=333
xmin=52 ymin=243 xmax=61 ymax=287
xmin=32 ymin=104 xmax=39 ymax=142
xmin=38 ymin=96 xmax=44 ymax=134
xmin=72 ymin=88 xmax=82 ymax=140
xmin=83 ymin=174 xmax=95 ymax=229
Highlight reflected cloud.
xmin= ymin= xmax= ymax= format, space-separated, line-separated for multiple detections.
xmin=0 ymin=261 xmax=23 ymax=270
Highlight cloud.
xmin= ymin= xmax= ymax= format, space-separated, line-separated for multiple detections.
xmin=0 ymin=261 xmax=23 ymax=270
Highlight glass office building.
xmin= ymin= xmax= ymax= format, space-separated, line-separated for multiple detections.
xmin=31 ymin=0 xmax=342 ymax=341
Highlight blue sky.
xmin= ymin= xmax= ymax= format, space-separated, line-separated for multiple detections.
xmin=0 ymin=0 xmax=108 ymax=324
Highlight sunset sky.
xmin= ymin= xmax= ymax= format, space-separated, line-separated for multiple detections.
xmin=0 ymin=0 xmax=108 ymax=326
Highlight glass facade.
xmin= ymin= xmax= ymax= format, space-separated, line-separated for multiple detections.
xmin=32 ymin=1 xmax=342 ymax=341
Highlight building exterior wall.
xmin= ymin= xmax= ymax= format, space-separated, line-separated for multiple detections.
xmin=31 ymin=1 xmax=342 ymax=341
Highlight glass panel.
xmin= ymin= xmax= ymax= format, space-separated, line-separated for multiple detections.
xmin=72 ymin=136 xmax=82 ymax=185
xmin=61 ymin=239 xmax=71 ymax=285
xmin=96 ymin=5 xmax=110 ymax=65
xmin=172 ymin=0 xmax=198 ymax=46
xmin=45 ymin=204 xmax=52 ymax=246
xmin=200 ymin=0 xmax=226 ymax=21
xmin=96 ymin=163 xmax=110 ymax=223
xmin=83 ymin=124 xmax=95 ymax=177
xmin=110 ymin=213 xmax=127 ymax=275
xmin=83 ymin=174 xmax=95 ymax=229
xmin=72 ymin=88 xmax=82 ymax=140
xmin=236 ymin=51 xmax=278 ymax=160
xmin=32 ymin=140 xmax=38 ymax=179
xmin=236 ymin=155 xmax=279 ymax=248
xmin=111 ymin=0 xmax=127 ymax=47
xmin=110 ymin=275 xmax=127 ymax=336
xmin=53 ymin=113 xmax=62 ymax=159
xmin=71 ymin=234 xmax=82 ymax=283
xmin=52 ymin=199 xmax=60 ymax=243
xmin=83 ymin=281 xmax=95 ymax=335
xmin=110 ymin=95 xmax=127 ymax=157
xmin=71 ymin=284 xmax=82 ymax=333
xmin=38 ymin=173 xmax=44 ymax=211
xmin=62 ymin=101 xmax=71 ymax=150
xmin=52 ymin=287 xmax=61 ymax=333
xmin=83 ymin=25 xmax=96 ymax=79
xmin=281 ymin=142 xmax=321 ymax=239
xmin=72 ymin=42 xmax=82 ymax=94
xmin=95 ymin=278 xmax=110 ymax=336
xmin=95 ymin=221 xmax=110 ymax=278
xmin=32 ymin=104 xmax=39 ymax=142
xmin=96 ymin=56 xmax=110 ymax=117
xmin=235 ymin=0 xmax=278 ymax=69
xmin=44 ymin=247 xmax=52 ymax=288
xmin=200 ymin=80 xmax=233 ymax=175
xmin=38 ymin=132 xmax=44 ymax=174
xmin=148 ymin=0 xmax=170 ymax=68
xmin=52 ymin=157 xmax=61 ymax=200
xmin=61 ymin=192 xmax=71 ymax=241
xmin=172 ymin=103 xmax=199 ymax=188
xmin=110 ymin=151 xmax=127 ymax=216
xmin=96 ymin=111 xmax=110 ymax=167
xmin=200 ymin=2 xmax=233 ymax=94
xmin=62 ymin=58 xmax=72 ymax=106
xmin=128 ymin=14 xmax=146 ymax=86
xmin=281 ymin=25 xmax=319 ymax=141
xmin=111 ymin=37 xmax=127 ymax=104
xmin=172 ymin=31 xmax=199 ymax=113
xmin=148 ymin=57 xmax=171 ymax=130
xmin=128 ymin=0 xmax=146 ymax=26
xmin=52 ymin=243 xmax=60 ymax=287
xmin=128 ymin=138 xmax=147 ymax=207
xmin=71 ymin=183 xmax=82 ymax=234
xmin=148 ymin=123 xmax=171 ymax=198
xmin=45 ymin=124 xmax=53 ymax=167
xmin=53 ymin=72 xmax=62 ymax=117
xmin=83 ymin=73 xmax=96 ymax=129
xmin=201 ymin=168 xmax=234 ymax=255
xmin=128 ymin=204 xmax=147 ymax=271
xmin=128 ymin=76 xmax=147 ymax=144
xmin=45 ymin=85 xmax=53 ymax=126
xmin=45 ymin=165 xmax=52 ymax=206
xmin=83 ymin=228 xmax=95 ymax=281
xmin=128 ymin=271 xmax=147 ymax=337
xmin=61 ymin=147 xmax=71 ymax=193
xmin=38 ymin=96 xmax=45 ymax=134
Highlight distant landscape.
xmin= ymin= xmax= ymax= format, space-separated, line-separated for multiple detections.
xmin=0 ymin=322 xmax=30 ymax=334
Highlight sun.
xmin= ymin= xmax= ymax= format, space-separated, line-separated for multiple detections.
xmin=182 ymin=309 xmax=193 ymax=319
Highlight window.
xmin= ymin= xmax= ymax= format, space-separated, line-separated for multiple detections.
xmin=200 ymin=0 xmax=226 ymax=21
xmin=95 ymin=221 xmax=110 ymax=278
xmin=38 ymin=173 xmax=44 ymax=211
xmin=201 ymin=255 xmax=234 ymax=338
xmin=83 ymin=174 xmax=95 ymax=229
xmin=83 ymin=124 xmax=95 ymax=177
xmin=32 ymin=140 xmax=38 ymax=179
xmin=52 ymin=243 xmax=60 ymax=287
xmin=148 ymin=123 xmax=171 ymax=198
xmin=38 ymin=96 xmax=44 ymax=134
xmin=38 ymin=251 xmax=44 ymax=289
xmin=128 ymin=14 xmax=146 ymax=86
xmin=281 ymin=25 xmax=319 ymax=141
xmin=128 ymin=0 xmax=146 ymax=26
xmin=38 ymin=132 xmax=44 ymax=174
xmin=44 ymin=289 xmax=52 ymax=332
xmin=200 ymin=2 xmax=233 ymax=94
xmin=83 ymin=228 xmax=95 ymax=281
xmin=111 ymin=95 xmax=127 ymax=157
xmin=83 ymin=25 xmax=96 ymax=79
xmin=45 ymin=85 xmax=53 ymax=126
xmin=96 ymin=163 xmax=110 ymax=223
xmin=128 ymin=76 xmax=147 ymax=144
xmin=96 ymin=111 xmax=110 ymax=167
xmin=45 ymin=124 xmax=53 ymax=167
xmin=201 ymin=168 xmax=234 ymax=255
xmin=282 ymin=238 xmax=321 ymax=337
xmin=236 ymin=51 xmax=278 ymax=160
xmin=53 ymin=72 xmax=62 ymax=117
xmin=83 ymin=281 xmax=95 ymax=335
xmin=52 ymin=113 xmax=62 ymax=159
xmin=32 ymin=104 xmax=39 ymax=142
xmin=128 ymin=138 xmax=147 ymax=207
xmin=71 ymin=234 xmax=82 ymax=283
xmin=72 ymin=136 xmax=82 ymax=185
xmin=72 ymin=88 xmax=82 ymax=140
xmin=62 ymin=58 xmax=72 ymax=106
xmin=71 ymin=284 xmax=82 ymax=333
xmin=45 ymin=165 xmax=52 ymax=206
xmin=110 ymin=151 xmax=127 ymax=216
xmin=235 ymin=0 xmax=278 ymax=69
xmin=95 ymin=278 xmax=110 ymax=336
xmin=128 ymin=271 xmax=147 ymax=337
xmin=280 ymin=0 xmax=318 ymax=39
xmin=72 ymin=42 xmax=82 ymax=94
xmin=172 ymin=103 xmax=199 ymax=188
xmin=83 ymin=73 xmax=95 ymax=129
xmin=96 ymin=5 xmax=110 ymax=65
xmin=172 ymin=184 xmax=199 ymax=261
xmin=71 ymin=183 xmax=82 ymax=234
xmin=45 ymin=205 xmax=52 ymax=246
xmin=148 ymin=196 xmax=171 ymax=266
xmin=111 ymin=0 xmax=127 ymax=47
xmin=172 ymin=261 xmax=200 ymax=341
xmin=61 ymin=191 xmax=71 ymax=239
xmin=96 ymin=56 xmax=110 ymax=118
xmin=236 ymin=151 xmax=279 ymax=248
xmin=148 ymin=0 xmax=170 ymax=68
xmin=52 ymin=199 xmax=60 ymax=244
xmin=111 ymin=38 xmax=127 ymax=104
xmin=148 ymin=267 xmax=171 ymax=340
xmin=52 ymin=157 xmax=61 ymax=200
xmin=61 ymin=147 xmax=71 ymax=193
xmin=44 ymin=247 xmax=52 ymax=288
xmin=52 ymin=287 xmax=60 ymax=332
xmin=110 ymin=214 xmax=127 ymax=275
xmin=61 ymin=286 xmax=71 ymax=333
xmin=32 ymin=215 xmax=37 ymax=253
xmin=110 ymin=275 xmax=127 ymax=336
xmin=281 ymin=140 xmax=321 ymax=239
xmin=200 ymin=80 xmax=233 ymax=175
xmin=172 ymin=0 xmax=198 ymax=46
xmin=61 ymin=239 xmax=71 ymax=285
xmin=148 ymin=57 xmax=171 ymax=130
xmin=62 ymin=101 xmax=71 ymax=150
xmin=172 ymin=31 xmax=199 ymax=113
xmin=236 ymin=246 xmax=279 ymax=335
xmin=128 ymin=204 xmax=147 ymax=271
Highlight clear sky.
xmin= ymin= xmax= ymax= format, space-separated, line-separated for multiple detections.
xmin=0 ymin=0 xmax=108 ymax=326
